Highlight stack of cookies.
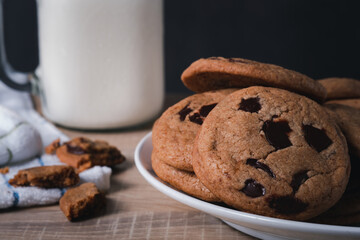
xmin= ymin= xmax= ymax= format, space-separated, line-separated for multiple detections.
xmin=152 ymin=57 xmax=360 ymax=224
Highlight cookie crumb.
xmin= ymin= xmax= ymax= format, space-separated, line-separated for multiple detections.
xmin=0 ymin=167 xmax=9 ymax=174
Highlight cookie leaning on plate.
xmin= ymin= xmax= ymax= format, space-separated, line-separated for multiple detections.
xmin=151 ymin=150 xmax=220 ymax=202
xmin=193 ymin=86 xmax=350 ymax=221
xmin=152 ymin=89 xmax=236 ymax=171
xmin=181 ymin=57 xmax=326 ymax=102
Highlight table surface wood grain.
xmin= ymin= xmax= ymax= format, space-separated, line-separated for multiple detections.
xmin=0 ymin=94 xmax=256 ymax=240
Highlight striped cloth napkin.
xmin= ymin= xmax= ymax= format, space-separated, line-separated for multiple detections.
xmin=0 ymin=82 xmax=111 ymax=209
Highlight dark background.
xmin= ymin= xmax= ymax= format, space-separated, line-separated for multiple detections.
xmin=3 ymin=0 xmax=360 ymax=93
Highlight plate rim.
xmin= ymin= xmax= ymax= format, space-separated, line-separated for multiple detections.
xmin=134 ymin=131 xmax=360 ymax=237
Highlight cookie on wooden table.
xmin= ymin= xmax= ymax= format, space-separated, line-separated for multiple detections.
xmin=193 ymin=86 xmax=350 ymax=221
xmin=181 ymin=57 xmax=326 ymax=102
xmin=152 ymin=89 xmax=235 ymax=172
xmin=59 ymin=182 xmax=106 ymax=221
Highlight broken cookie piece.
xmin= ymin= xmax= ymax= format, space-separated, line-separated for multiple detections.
xmin=59 ymin=182 xmax=106 ymax=221
xmin=55 ymin=137 xmax=125 ymax=172
xmin=9 ymin=165 xmax=79 ymax=188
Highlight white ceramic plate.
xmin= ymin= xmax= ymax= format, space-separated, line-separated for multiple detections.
xmin=134 ymin=132 xmax=360 ymax=240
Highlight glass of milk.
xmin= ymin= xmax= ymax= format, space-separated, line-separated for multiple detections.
xmin=0 ymin=0 xmax=164 ymax=130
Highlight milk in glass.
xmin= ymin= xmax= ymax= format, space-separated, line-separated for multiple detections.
xmin=36 ymin=0 xmax=164 ymax=129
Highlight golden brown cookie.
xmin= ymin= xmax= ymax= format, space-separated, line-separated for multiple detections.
xmin=181 ymin=57 xmax=326 ymax=102
xmin=319 ymin=77 xmax=360 ymax=100
xmin=151 ymin=150 xmax=219 ymax=202
xmin=152 ymin=89 xmax=235 ymax=171
xmin=193 ymin=87 xmax=350 ymax=221
xmin=325 ymin=104 xmax=360 ymax=158
xmin=9 ymin=165 xmax=79 ymax=188
xmin=326 ymin=98 xmax=360 ymax=110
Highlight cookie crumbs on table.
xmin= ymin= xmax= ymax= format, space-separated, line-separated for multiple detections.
xmin=43 ymin=136 xmax=125 ymax=222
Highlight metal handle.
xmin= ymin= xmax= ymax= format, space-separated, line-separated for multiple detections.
xmin=0 ymin=0 xmax=33 ymax=92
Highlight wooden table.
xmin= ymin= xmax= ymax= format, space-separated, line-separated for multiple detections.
xmin=0 ymin=95 xmax=255 ymax=240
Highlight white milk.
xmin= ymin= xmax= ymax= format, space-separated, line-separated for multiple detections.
xmin=36 ymin=0 xmax=164 ymax=129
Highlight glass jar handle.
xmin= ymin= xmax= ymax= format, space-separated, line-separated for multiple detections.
xmin=0 ymin=0 xmax=35 ymax=93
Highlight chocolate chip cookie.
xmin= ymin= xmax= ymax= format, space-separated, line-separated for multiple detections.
xmin=152 ymin=89 xmax=235 ymax=171
xmin=181 ymin=57 xmax=326 ymax=102
xmin=325 ymin=103 xmax=360 ymax=158
xmin=193 ymin=86 xmax=350 ymax=220
xmin=151 ymin=150 xmax=219 ymax=202
xmin=319 ymin=77 xmax=360 ymax=100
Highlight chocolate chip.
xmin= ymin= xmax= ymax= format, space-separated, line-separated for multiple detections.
xmin=303 ymin=125 xmax=333 ymax=152
xmin=189 ymin=113 xmax=203 ymax=125
xmin=241 ymin=179 xmax=266 ymax=198
xmin=246 ymin=158 xmax=275 ymax=178
xmin=178 ymin=103 xmax=192 ymax=121
xmin=238 ymin=97 xmax=261 ymax=113
xmin=199 ymin=103 xmax=217 ymax=117
xmin=262 ymin=120 xmax=292 ymax=150
xmin=267 ymin=195 xmax=308 ymax=215
xmin=66 ymin=144 xmax=86 ymax=154
xmin=291 ymin=170 xmax=309 ymax=192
